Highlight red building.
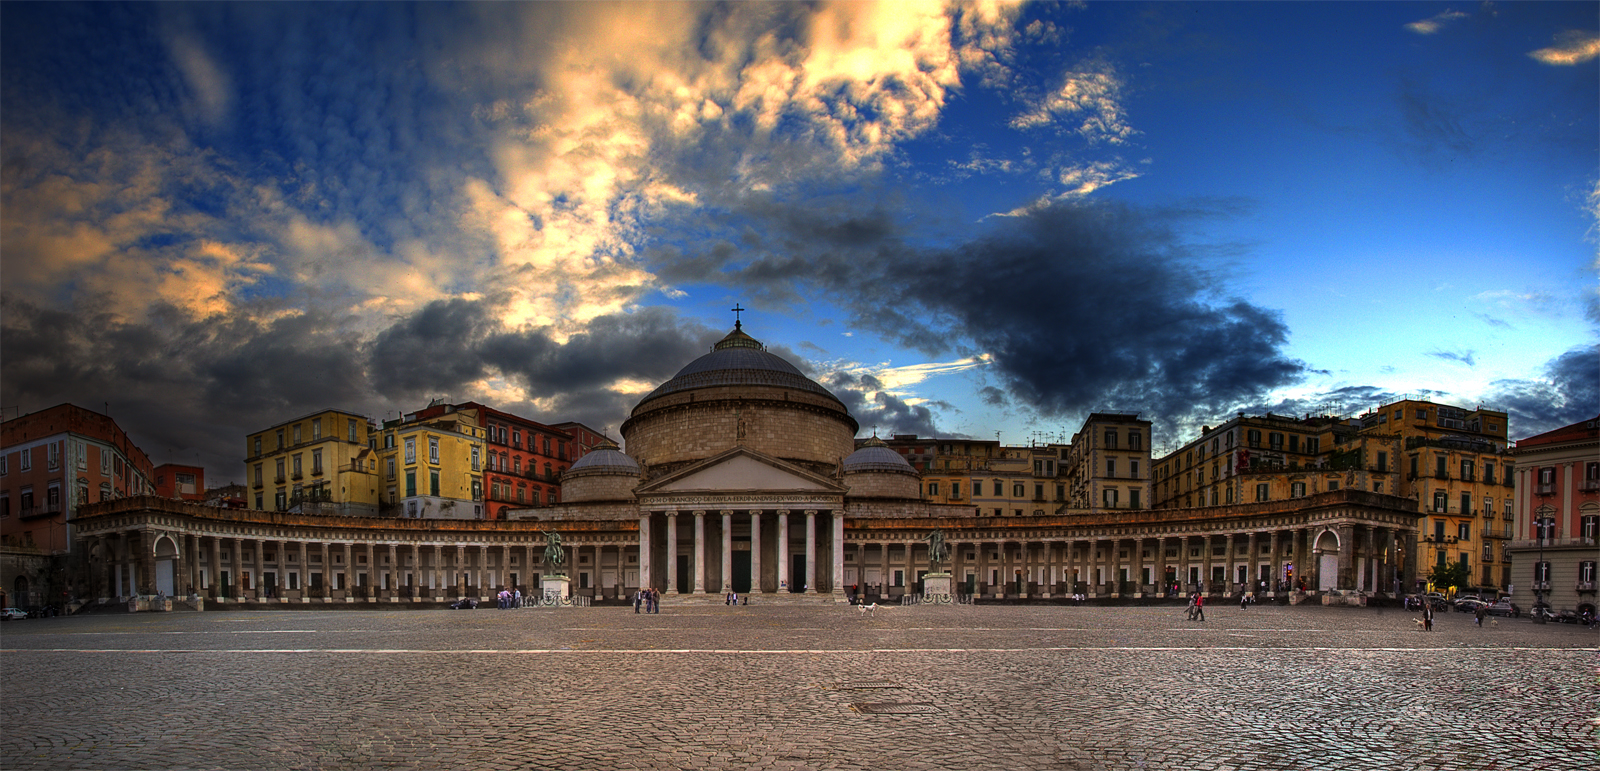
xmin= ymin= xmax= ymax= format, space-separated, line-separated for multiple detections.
xmin=154 ymin=463 xmax=207 ymax=502
xmin=1509 ymin=415 xmax=1600 ymax=617
xmin=1 ymin=404 xmax=156 ymax=555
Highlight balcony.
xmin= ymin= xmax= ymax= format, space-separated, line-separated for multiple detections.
xmin=1581 ymin=479 xmax=1600 ymax=493
xmin=1535 ymin=483 xmax=1555 ymax=495
xmin=290 ymin=472 xmax=304 ymax=481
xmin=1577 ymin=582 xmax=1597 ymax=593
xmin=18 ymin=505 xmax=61 ymax=520
xmin=275 ymin=476 xmax=287 ymax=484
xmin=1507 ymin=536 xmax=1598 ymax=550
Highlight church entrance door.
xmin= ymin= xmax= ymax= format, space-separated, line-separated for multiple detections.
xmin=790 ymin=554 xmax=806 ymax=592
xmin=676 ymin=555 xmax=690 ymax=593
xmin=732 ymin=551 xmax=751 ymax=593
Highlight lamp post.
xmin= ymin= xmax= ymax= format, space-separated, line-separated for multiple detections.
xmin=1532 ymin=515 xmax=1552 ymax=622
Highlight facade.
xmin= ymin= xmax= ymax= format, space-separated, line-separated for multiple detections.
xmin=1065 ymin=413 xmax=1152 ymax=512
xmin=375 ymin=403 xmax=487 ymax=520
xmin=1153 ymin=413 xmax=1353 ymax=511
xmin=64 ymin=322 xmax=1424 ymax=609
xmin=463 ymin=403 xmax=574 ymax=519
xmin=1 ymin=404 xmax=156 ymax=554
xmin=1508 ymin=415 xmax=1599 ymax=617
xmin=245 ymin=409 xmax=380 ymax=515
xmin=154 ymin=464 xmax=206 ymax=502
xmin=1363 ymin=399 xmax=1514 ymax=593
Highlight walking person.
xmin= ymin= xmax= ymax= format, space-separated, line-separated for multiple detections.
xmin=1185 ymin=593 xmax=1198 ymax=620
xmin=1194 ymin=593 xmax=1206 ymax=622
xmin=634 ymin=588 xmax=643 ymax=614
xmin=1423 ymin=602 xmax=1434 ymax=632
xmin=1474 ymin=603 xmax=1486 ymax=627
xmin=649 ymin=587 xmax=660 ymax=614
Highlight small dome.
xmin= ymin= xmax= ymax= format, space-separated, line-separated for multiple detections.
xmin=843 ymin=436 xmax=917 ymax=474
xmin=567 ymin=438 xmax=640 ymax=474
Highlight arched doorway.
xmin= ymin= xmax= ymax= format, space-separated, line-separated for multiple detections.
xmin=1315 ymin=530 xmax=1341 ymax=591
xmin=154 ymin=535 xmax=179 ymax=596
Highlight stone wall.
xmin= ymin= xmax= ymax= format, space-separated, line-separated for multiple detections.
xmin=842 ymin=471 xmax=925 ymax=501
xmin=561 ymin=469 xmax=642 ymax=503
xmin=624 ymin=387 xmax=856 ymax=468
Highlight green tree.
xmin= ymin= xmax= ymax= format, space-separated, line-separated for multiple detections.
xmin=1427 ymin=559 xmax=1471 ymax=595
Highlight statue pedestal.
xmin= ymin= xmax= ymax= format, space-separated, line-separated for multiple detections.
xmin=923 ymin=572 xmax=953 ymax=602
xmin=541 ymin=575 xmax=570 ymax=603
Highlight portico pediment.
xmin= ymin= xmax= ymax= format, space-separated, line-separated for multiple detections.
xmin=635 ymin=447 xmax=846 ymax=498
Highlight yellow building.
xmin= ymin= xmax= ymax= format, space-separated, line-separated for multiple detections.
xmin=1360 ymin=399 xmax=1514 ymax=594
xmin=1064 ymin=413 xmax=1152 ymax=511
xmin=375 ymin=402 xmax=486 ymax=520
xmin=245 ymin=409 xmax=380 ymax=516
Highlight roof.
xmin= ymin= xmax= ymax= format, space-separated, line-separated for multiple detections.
xmin=843 ymin=436 xmax=918 ymax=474
xmin=1515 ymin=415 xmax=1600 ymax=449
xmin=565 ymin=438 xmax=640 ymax=474
xmin=636 ymin=326 xmax=841 ymax=406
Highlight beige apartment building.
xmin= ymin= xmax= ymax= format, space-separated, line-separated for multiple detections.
xmin=245 ymin=409 xmax=380 ymax=516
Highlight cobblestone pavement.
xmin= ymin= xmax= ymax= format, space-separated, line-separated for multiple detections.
xmin=2 ymin=602 xmax=1595 ymax=770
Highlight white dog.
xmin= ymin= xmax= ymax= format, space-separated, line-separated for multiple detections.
xmin=858 ymin=602 xmax=890 ymax=615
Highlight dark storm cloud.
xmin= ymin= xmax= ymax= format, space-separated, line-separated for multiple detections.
xmin=0 ymin=293 xmax=370 ymax=483
xmin=1487 ymin=345 xmax=1599 ymax=439
xmin=367 ymin=299 xmax=497 ymax=398
xmin=655 ymin=199 xmax=1306 ymax=431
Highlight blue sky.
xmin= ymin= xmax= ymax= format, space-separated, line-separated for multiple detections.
xmin=2 ymin=1 xmax=1595 ymax=478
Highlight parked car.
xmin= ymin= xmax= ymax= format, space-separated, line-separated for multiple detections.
xmin=1484 ymin=600 xmax=1521 ymax=618
xmin=1552 ymin=609 xmax=1581 ymax=624
xmin=0 ymin=607 xmax=26 ymax=620
xmin=1453 ymin=598 xmax=1488 ymax=613
xmin=449 ymin=598 xmax=478 ymax=610
xmin=1530 ymin=606 xmax=1557 ymax=622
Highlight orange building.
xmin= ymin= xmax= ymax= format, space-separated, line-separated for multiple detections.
xmin=1 ymin=404 xmax=156 ymax=555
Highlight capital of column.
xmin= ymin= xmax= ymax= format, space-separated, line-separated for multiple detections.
xmin=776 ymin=509 xmax=790 ymax=516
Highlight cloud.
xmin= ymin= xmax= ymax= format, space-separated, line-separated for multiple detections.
xmin=1487 ymin=345 xmax=1600 ymax=439
xmin=1529 ymin=30 xmax=1600 ymax=65
xmin=1426 ymin=349 xmax=1478 ymax=368
xmin=1010 ymin=59 xmax=1136 ymax=146
xmin=1405 ymin=10 xmax=1468 ymax=35
xmin=653 ymin=198 xmax=1306 ymax=435
xmin=825 ymin=371 xmax=941 ymax=438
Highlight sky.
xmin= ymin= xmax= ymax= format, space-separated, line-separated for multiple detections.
xmin=2 ymin=1 xmax=1596 ymax=482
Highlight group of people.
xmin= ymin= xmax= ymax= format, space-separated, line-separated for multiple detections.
xmin=495 ymin=588 xmax=523 ymax=609
xmin=633 ymin=588 xmax=661 ymax=613
xmin=1185 ymin=592 xmax=1207 ymax=621
xmin=725 ymin=591 xmax=747 ymax=605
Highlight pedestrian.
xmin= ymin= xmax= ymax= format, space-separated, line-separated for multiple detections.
xmin=649 ymin=587 xmax=660 ymax=614
xmin=1195 ymin=593 xmax=1206 ymax=622
xmin=634 ymin=589 xmax=643 ymax=614
xmin=1240 ymin=592 xmax=1249 ymax=610
xmin=513 ymin=588 xmax=522 ymax=608
xmin=1423 ymin=602 xmax=1434 ymax=632
xmin=1185 ymin=593 xmax=1197 ymax=620
xmin=1474 ymin=604 xmax=1486 ymax=627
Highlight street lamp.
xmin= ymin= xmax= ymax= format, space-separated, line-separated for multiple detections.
xmin=1534 ymin=515 xmax=1552 ymax=623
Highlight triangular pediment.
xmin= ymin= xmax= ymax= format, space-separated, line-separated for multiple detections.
xmin=636 ymin=447 xmax=845 ymax=495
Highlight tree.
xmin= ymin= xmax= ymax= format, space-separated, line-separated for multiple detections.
xmin=1427 ymin=559 xmax=1471 ymax=595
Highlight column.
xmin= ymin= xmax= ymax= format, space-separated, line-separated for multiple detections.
xmin=639 ymin=514 xmax=652 ymax=592
xmin=749 ymin=511 xmax=763 ymax=594
xmin=833 ymin=512 xmax=845 ymax=597
xmin=776 ymin=511 xmax=790 ymax=592
xmin=805 ymin=510 xmax=818 ymax=594
xmin=1131 ymin=537 xmax=1145 ymax=595
xmin=881 ymin=540 xmax=892 ymax=596
xmin=667 ymin=512 xmax=680 ymax=594
xmin=434 ymin=544 xmax=444 ymax=594
xmin=321 ymin=542 xmax=332 ymax=598
xmin=906 ymin=532 xmax=917 ymax=593
xmin=1200 ymin=534 xmax=1214 ymax=593
xmin=1269 ymin=531 xmax=1281 ymax=592
xmin=977 ymin=541 xmax=990 ymax=594
xmin=456 ymin=545 xmax=467 ymax=595
xmin=1247 ymin=532 xmax=1259 ymax=593
xmin=1337 ymin=524 xmax=1355 ymax=592
xmin=209 ymin=536 xmax=222 ymax=598
xmin=693 ymin=511 xmax=706 ymax=594
xmin=721 ymin=510 xmax=733 ymax=593
xmin=297 ymin=541 xmax=309 ymax=598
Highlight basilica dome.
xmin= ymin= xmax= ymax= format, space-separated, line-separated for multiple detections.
xmin=561 ymin=437 xmax=641 ymax=502
xmin=841 ymin=435 xmax=921 ymax=499
xmin=621 ymin=324 xmax=859 ymax=473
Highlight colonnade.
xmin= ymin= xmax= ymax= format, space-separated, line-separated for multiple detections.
xmin=642 ymin=508 xmax=843 ymax=595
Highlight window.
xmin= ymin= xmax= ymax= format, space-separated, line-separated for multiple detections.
xmin=1130 ymin=489 xmax=1141 ymax=508
xmin=513 ymin=431 xmax=521 ymax=448
xmin=927 ymin=482 xmax=939 ymax=497
xmin=1289 ymin=435 xmax=1299 ymax=453
xmin=386 ymin=458 xmax=395 ymax=480
xmin=1460 ymin=459 xmax=1474 ymax=482
xmin=405 ymin=471 xmax=416 ymax=498
xmin=1106 ymin=459 xmax=1116 ymax=478
xmin=1535 ymin=516 xmax=1555 ymax=541
xmin=1269 ymin=433 xmax=1283 ymax=450
xmin=1129 ymin=431 xmax=1142 ymax=451
xmin=292 ymin=454 xmax=302 ymax=478
xmin=276 ymin=458 xmax=285 ymax=482
xmin=1458 ymin=523 xmax=1470 ymax=542
xmin=1255 ymin=484 xmax=1269 ymax=502
xmin=19 ymin=448 xmax=30 ymax=471
xmin=1393 ymin=409 xmax=1402 ymax=421
xmin=1376 ymin=452 xmax=1388 ymax=472
xmin=429 ymin=470 xmax=440 ymax=497
xmin=1327 ymin=479 xmax=1339 ymax=490
xmin=312 ymin=419 xmax=321 ymax=441
xmin=1416 ymin=409 xmax=1427 ymax=420
xmin=405 ymin=438 xmax=416 ymax=464
xmin=1484 ymin=462 xmax=1495 ymax=484
xmin=1247 ymin=430 xmax=1261 ymax=448
xmin=1579 ymin=561 xmax=1597 ymax=584
xmin=1307 ymin=438 xmax=1319 ymax=454
xmin=293 ymin=424 xmax=302 ymax=444
xmin=1034 ymin=483 xmax=1044 ymax=500
xmin=1435 ymin=455 xmax=1447 ymax=478
xmin=1291 ymin=482 xmax=1305 ymax=498
xmin=311 ymin=449 xmax=323 ymax=475
xmin=1104 ymin=429 xmax=1118 ymax=449
xmin=993 ymin=480 xmax=1002 ymax=496
xmin=1534 ymin=561 xmax=1551 ymax=583
xmin=1410 ymin=455 xmax=1419 ymax=478
xmin=1131 ymin=460 xmax=1140 ymax=479
xmin=951 ymin=482 xmax=961 ymax=499
xmin=471 ymin=447 xmax=481 ymax=472
xmin=1103 ymin=488 xmax=1119 ymax=507
xmin=428 ymin=437 xmax=440 ymax=464
xmin=1582 ymin=516 xmax=1599 ymax=541
xmin=1460 ymin=492 xmax=1472 ymax=515
xmin=254 ymin=437 xmax=262 ymax=457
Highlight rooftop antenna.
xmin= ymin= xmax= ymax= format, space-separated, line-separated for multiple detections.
xmin=731 ymin=303 xmax=745 ymax=330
